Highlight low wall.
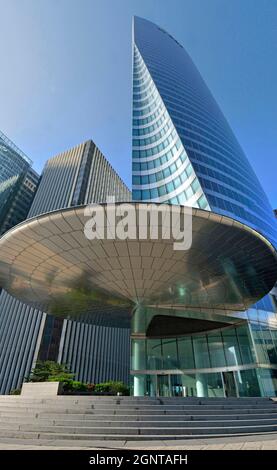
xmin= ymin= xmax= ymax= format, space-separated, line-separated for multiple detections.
xmin=21 ymin=382 xmax=63 ymax=397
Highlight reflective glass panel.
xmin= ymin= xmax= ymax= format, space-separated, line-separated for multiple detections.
xmin=177 ymin=337 xmax=195 ymax=369
xmin=193 ymin=336 xmax=210 ymax=368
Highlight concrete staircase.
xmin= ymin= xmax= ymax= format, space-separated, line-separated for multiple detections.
xmin=0 ymin=396 xmax=277 ymax=442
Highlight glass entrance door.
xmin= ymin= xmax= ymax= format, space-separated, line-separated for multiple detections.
xmin=170 ymin=374 xmax=183 ymax=396
xmin=222 ymin=371 xmax=238 ymax=397
xmin=157 ymin=375 xmax=170 ymax=396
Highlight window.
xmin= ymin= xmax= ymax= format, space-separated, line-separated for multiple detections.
xmin=132 ymin=176 xmax=140 ymax=185
xmin=236 ymin=325 xmax=255 ymax=364
xmin=198 ymin=194 xmax=207 ymax=209
xmin=170 ymin=162 xmax=177 ymax=173
xmin=186 ymin=186 xmax=193 ymax=199
xmin=186 ymin=163 xmax=193 ymax=177
xmin=163 ymin=167 xmax=170 ymax=178
xmin=178 ymin=337 xmax=194 ymax=369
xmin=156 ymin=171 xmax=164 ymax=181
xmin=207 ymin=334 xmax=226 ymax=367
xmin=132 ymin=163 xmax=140 ymax=171
xmin=170 ymin=196 xmax=179 ymax=204
xmin=176 ymin=158 xmax=182 ymax=169
xmin=150 ymin=188 xmax=159 ymax=198
xmin=141 ymin=175 xmax=149 ymax=185
xmin=193 ymin=336 xmax=210 ymax=368
xmin=178 ymin=192 xmax=187 ymax=204
xmin=162 ymin=339 xmax=178 ymax=369
xmin=191 ymin=178 xmax=200 ymax=193
xmin=166 ymin=182 xmax=174 ymax=193
xmin=132 ymin=190 xmax=141 ymax=200
xmin=149 ymin=174 xmax=156 ymax=184
xmin=222 ymin=329 xmax=242 ymax=366
xmin=147 ymin=339 xmax=162 ymax=369
xmin=173 ymin=177 xmax=181 ymax=189
xmin=158 ymin=185 xmax=166 ymax=196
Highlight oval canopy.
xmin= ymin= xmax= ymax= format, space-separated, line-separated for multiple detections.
xmin=0 ymin=203 xmax=276 ymax=319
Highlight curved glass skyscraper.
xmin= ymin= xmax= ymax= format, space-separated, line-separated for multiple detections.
xmin=131 ymin=17 xmax=277 ymax=397
xmin=132 ymin=17 xmax=277 ymax=247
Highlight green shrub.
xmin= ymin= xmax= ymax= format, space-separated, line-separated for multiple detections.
xmin=94 ymin=381 xmax=129 ymax=395
xmin=63 ymin=380 xmax=88 ymax=392
xmin=28 ymin=361 xmax=74 ymax=383
xmin=47 ymin=375 xmax=75 ymax=388
xmin=27 ymin=362 xmax=130 ymax=396
xmin=94 ymin=382 xmax=110 ymax=393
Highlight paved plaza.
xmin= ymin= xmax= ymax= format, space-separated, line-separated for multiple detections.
xmin=0 ymin=434 xmax=276 ymax=450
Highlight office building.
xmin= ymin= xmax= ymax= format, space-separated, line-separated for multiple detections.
xmin=129 ymin=17 xmax=277 ymax=396
xmin=0 ymin=140 xmax=131 ymax=393
xmin=0 ymin=131 xmax=39 ymax=235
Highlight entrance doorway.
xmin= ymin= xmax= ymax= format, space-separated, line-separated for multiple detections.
xmin=222 ymin=371 xmax=238 ymax=397
xmin=144 ymin=372 xmax=236 ymax=397
xmin=157 ymin=375 xmax=170 ymax=396
xmin=156 ymin=375 xmax=184 ymax=397
xmin=170 ymin=374 xmax=183 ymax=397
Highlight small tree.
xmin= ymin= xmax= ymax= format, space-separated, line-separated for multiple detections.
xmin=28 ymin=360 xmax=74 ymax=385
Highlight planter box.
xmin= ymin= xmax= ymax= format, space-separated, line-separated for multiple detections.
xmin=21 ymin=381 xmax=63 ymax=397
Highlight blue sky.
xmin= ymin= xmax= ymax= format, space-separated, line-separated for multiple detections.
xmin=0 ymin=0 xmax=276 ymax=207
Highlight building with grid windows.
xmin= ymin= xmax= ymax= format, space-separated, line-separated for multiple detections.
xmin=0 ymin=139 xmax=131 ymax=394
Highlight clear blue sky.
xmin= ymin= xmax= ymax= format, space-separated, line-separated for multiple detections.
xmin=0 ymin=0 xmax=276 ymax=207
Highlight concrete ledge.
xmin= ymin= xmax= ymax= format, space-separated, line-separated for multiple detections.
xmin=21 ymin=382 xmax=63 ymax=397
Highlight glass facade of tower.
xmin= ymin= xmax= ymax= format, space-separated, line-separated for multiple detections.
xmin=132 ymin=46 xmax=209 ymax=210
xmin=0 ymin=130 xmax=31 ymax=186
xmin=0 ymin=131 xmax=39 ymax=235
xmin=132 ymin=17 xmax=277 ymax=247
xmin=131 ymin=17 xmax=277 ymax=397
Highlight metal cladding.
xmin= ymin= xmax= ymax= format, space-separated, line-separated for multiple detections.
xmin=0 ymin=203 xmax=276 ymax=318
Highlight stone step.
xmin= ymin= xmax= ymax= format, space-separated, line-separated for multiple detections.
xmin=0 ymin=400 xmax=270 ymax=409
xmin=0 ymin=395 xmax=273 ymax=400
xmin=2 ymin=412 xmax=277 ymax=423
xmin=0 ymin=407 xmax=276 ymax=417
xmin=0 ymin=402 xmax=275 ymax=411
xmin=0 ymin=397 xmax=273 ymax=406
xmin=0 ymin=425 xmax=277 ymax=440
xmin=0 ymin=396 xmax=276 ymax=442
xmin=1 ymin=417 xmax=277 ymax=428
